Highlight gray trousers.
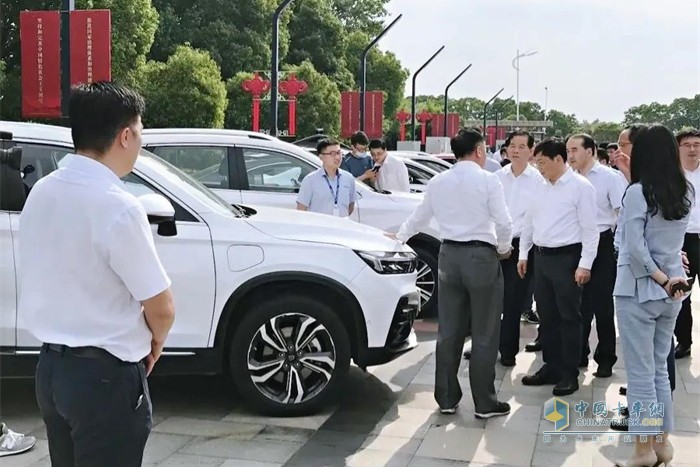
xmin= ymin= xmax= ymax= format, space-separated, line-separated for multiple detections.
xmin=434 ymin=243 xmax=503 ymax=412
xmin=616 ymin=296 xmax=680 ymax=433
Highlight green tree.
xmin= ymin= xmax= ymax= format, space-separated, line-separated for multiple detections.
xmin=282 ymin=60 xmax=340 ymax=137
xmin=623 ymin=101 xmax=671 ymax=127
xmin=77 ymin=0 xmax=159 ymax=86
xmin=332 ymin=0 xmax=390 ymax=35
xmin=545 ymin=109 xmax=579 ymax=137
xmin=1 ymin=1 xmax=59 ymax=69
xmin=139 ymin=45 xmax=227 ymax=128
xmin=0 ymin=60 xmax=5 ymax=92
xmin=577 ymin=120 xmax=623 ymax=143
xmin=225 ymin=71 xmax=258 ymax=131
xmin=668 ymin=95 xmax=700 ymax=130
xmin=149 ymin=0 xmax=288 ymax=80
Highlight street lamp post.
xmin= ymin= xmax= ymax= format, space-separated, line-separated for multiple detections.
xmin=411 ymin=46 xmax=445 ymax=141
xmin=511 ymin=49 xmax=538 ymax=121
xmin=359 ymin=14 xmax=402 ymax=131
xmin=61 ymin=0 xmax=75 ymax=118
xmin=494 ymin=95 xmax=513 ymax=144
xmin=482 ymin=88 xmax=504 ymax=138
xmin=544 ymin=86 xmax=549 ymax=121
xmin=270 ymin=0 xmax=294 ymax=137
xmin=443 ymin=63 xmax=472 ymax=136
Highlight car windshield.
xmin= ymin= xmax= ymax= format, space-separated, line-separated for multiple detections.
xmin=136 ymin=149 xmax=247 ymax=217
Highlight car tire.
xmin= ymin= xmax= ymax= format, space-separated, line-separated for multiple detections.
xmin=412 ymin=245 xmax=438 ymax=318
xmin=229 ymin=293 xmax=351 ymax=416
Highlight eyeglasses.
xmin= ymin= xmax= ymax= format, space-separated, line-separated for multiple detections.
xmin=680 ymin=143 xmax=700 ymax=150
xmin=321 ymin=150 xmax=343 ymax=156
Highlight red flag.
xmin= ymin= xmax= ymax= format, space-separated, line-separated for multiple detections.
xmin=340 ymin=91 xmax=360 ymax=138
xmin=363 ymin=91 xmax=384 ymax=139
xmin=70 ymin=9 xmax=111 ymax=85
xmin=20 ymin=11 xmax=62 ymax=118
xmin=447 ymin=113 xmax=460 ymax=137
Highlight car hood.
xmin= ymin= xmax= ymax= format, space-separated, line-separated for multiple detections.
xmin=244 ymin=204 xmax=412 ymax=253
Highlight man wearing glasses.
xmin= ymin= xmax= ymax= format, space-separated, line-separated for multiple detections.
xmin=341 ymin=131 xmax=376 ymax=185
xmin=297 ymin=139 xmax=356 ymax=217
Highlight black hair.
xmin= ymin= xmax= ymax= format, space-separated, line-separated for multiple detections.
xmin=505 ymin=130 xmax=535 ymax=149
xmin=450 ymin=128 xmax=484 ymax=159
xmin=316 ymin=138 xmax=340 ymax=154
xmin=597 ymin=149 xmax=610 ymax=163
xmin=69 ymin=81 xmax=145 ymax=155
xmin=675 ymin=129 xmax=700 ymax=145
xmin=534 ymin=138 xmax=567 ymax=162
xmin=629 ymin=125 xmax=693 ymax=221
xmin=568 ymin=133 xmax=597 ymax=156
xmin=368 ymin=138 xmax=387 ymax=151
xmin=606 ymin=142 xmax=619 ymax=151
xmin=624 ymin=124 xmax=647 ymax=144
xmin=350 ymin=131 xmax=369 ymax=146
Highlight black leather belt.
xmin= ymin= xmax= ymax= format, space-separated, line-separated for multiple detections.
xmin=534 ymin=243 xmax=582 ymax=256
xmin=442 ymin=239 xmax=496 ymax=250
xmin=44 ymin=343 xmax=123 ymax=363
xmin=600 ymin=229 xmax=614 ymax=239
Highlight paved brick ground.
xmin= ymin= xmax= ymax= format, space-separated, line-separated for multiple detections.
xmin=2 ymin=291 xmax=698 ymax=466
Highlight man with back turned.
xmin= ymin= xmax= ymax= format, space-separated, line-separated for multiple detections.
xmin=18 ymin=81 xmax=175 ymax=467
xmin=390 ymin=128 xmax=513 ymax=419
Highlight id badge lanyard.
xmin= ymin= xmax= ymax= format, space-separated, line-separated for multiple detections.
xmin=324 ymin=173 xmax=341 ymax=216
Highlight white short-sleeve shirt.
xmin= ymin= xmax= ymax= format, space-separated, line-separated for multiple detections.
xmin=18 ymin=154 xmax=171 ymax=362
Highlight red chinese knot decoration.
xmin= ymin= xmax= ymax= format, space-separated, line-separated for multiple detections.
xmin=279 ymin=74 xmax=308 ymax=136
xmin=241 ymin=73 xmax=271 ymax=132
xmin=416 ymin=110 xmax=433 ymax=145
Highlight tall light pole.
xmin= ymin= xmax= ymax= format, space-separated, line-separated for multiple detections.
xmin=270 ymin=0 xmax=294 ymax=137
xmin=359 ymin=14 xmax=403 ymax=131
xmin=483 ymin=87 xmax=504 ymax=138
xmin=511 ymin=49 xmax=538 ymax=121
xmin=443 ymin=64 xmax=472 ymax=136
xmin=544 ymin=86 xmax=549 ymax=121
xmin=410 ymin=46 xmax=445 ymax=141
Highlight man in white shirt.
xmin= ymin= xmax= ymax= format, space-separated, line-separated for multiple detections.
xmin=369 ymin=138 xmax=410 ymax=192
xmin=567 ymin=133 xmax=627 ymax=378
xmin=517 ymin=138 xmax=598 ymax=396
xmin=389 ymin=128 xmax=513 ymax=419
xmin=674 ymin=128 xmax=700 ymax=359
xmin=495 ymin=131 xmax=544 ymax=367
xmin=19 ymin=82 xmax=175 ymax=466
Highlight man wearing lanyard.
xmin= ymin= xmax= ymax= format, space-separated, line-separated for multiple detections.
xmin=297 ymin=139 xmax=356 ymax=217
xmin=566 ymin=133 xmax=626 ymax=378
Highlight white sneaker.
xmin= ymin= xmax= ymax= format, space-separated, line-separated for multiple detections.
xmin=0 ymin=423 xmax=37 ymax=457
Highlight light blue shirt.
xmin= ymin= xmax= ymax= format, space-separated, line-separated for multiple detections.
xmin=297 ymin=168 xmax=357 ymax=217
xmin=614 ymin=183 xmax=693 ymax=303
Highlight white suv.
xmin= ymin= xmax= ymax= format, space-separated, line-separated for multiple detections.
xmin=0 ymin=121 xmax=420 ymax=416
xmin=141 ymin=129 xmax=442 ymax=316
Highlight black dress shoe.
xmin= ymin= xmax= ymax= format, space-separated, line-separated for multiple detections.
xmin=463 ymin=350 xmax=471 ymax=360
xmin=579 ymin=359 xmax=589 ymax=368
xmin=475 ymin=401 xmax=511 ymax=419
xmin=610 ymin=408 xmax=629 ymax=432
xmin=500 ymin=357 xmax=516 ymax=367
xmin=552 ymin=379 xmax=579 ymax=396
xmin=522 ymin=367 xmax=559 ymax=386
xmin=619 ymin=386 xmax=627 ymax=396
xmin=675 ymin=343 xmax=691 ymax=359
xmin=525 ymin=340 xmax=542 ymax=352
xmin=593 ymin=365 xmax=613 ymax=378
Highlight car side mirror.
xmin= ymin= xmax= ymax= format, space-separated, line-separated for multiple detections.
xmin=138 ymin=193 xmax=177 ymax=237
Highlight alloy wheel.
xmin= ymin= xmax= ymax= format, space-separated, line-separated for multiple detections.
xmin=416 ymin=258 xmax=435 ymax=311
xmin=247 ymin=313 xmax=336 ymax=405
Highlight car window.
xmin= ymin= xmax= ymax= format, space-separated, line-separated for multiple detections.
xmin=150 ymin=146 xmax=229 ymax=190
xmin=407 ymin=164 xmax=432 ymax=185
xmin=13 ymin=143 xmax=71 ymax=193
xmin=241 ymin=148 xmax=315 ymax=193
xmin=421 ymin=160 xmax=448 ymax=172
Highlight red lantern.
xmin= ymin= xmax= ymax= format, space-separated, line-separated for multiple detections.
xmin=279 ymin=73 xmax=308 ymax=136
xmin=395 ymin=110 xmax=411 ymax=141
xmin=416 ymin=110 xmax=433 ymax=145
xmin=241 ymin=73 xmax=271 ymax=132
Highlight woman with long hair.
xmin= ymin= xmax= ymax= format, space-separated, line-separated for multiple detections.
xmin=614 ymin=125 xmax=694 ymax=467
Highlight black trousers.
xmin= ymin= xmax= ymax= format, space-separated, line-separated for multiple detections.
xmin=580 ymin=230 xmax=617 ymax=367
xmin=675 ymin=233 xmax=699 ymax=348
xmin=534 ymin=245 xmax=584 ymax=381
xmin=499 ymin=238 xmax=535 ymax=360
xmin=36 ymin=345 xmax=152 ymax=467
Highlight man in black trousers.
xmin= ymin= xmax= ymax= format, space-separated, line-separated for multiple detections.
xmin=518 ymin=139 xmax=599 ymax=396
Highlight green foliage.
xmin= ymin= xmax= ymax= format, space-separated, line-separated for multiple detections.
xmin=332 ymin=0 xmax=390 ymax=36
xmin=225 ymin=72 xmax=257 ymax=131
xmin=139 ymin=45 xmax=228 ymax=128
xmin=149 ymin=0 xmax=288 ymax=80
xmin=282 ymin=60 xmax=340 ymax=137
xmin=0 ymin=60 xmax=5 ymax=92
xmin=577 ymin=121 xmax=624 ymax=144
xmin=77 ymin=0 xmax=159 ymax=86
xmin=624 ymin=95 xmax=700 ymax=131
xmin=544 ymin=110 xmax=579 ymax=137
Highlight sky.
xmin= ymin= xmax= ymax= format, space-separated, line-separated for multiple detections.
xmin=378 ymin=0 xmax=700 ymax=122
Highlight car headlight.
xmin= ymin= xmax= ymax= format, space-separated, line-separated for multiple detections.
xmin=355 ymin=250 xmax=418 ymax=274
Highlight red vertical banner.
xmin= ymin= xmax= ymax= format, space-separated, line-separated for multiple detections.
xmin=363 ymin=91 xmax=384 ymax=138
xmin=70 ymin=9 xmax=111 ymax=85
xmin=447 ymin=113 xmax=460 ymax=137
xmin=486 ymin=127 xmax=496 ymax=147
xmin=432 ymin=114 xmax=444 ymax=136
xmin=20 ymin=11 xmax=62 ymax=118
xmin=340 ymin=91 xmax=360 ymax=138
